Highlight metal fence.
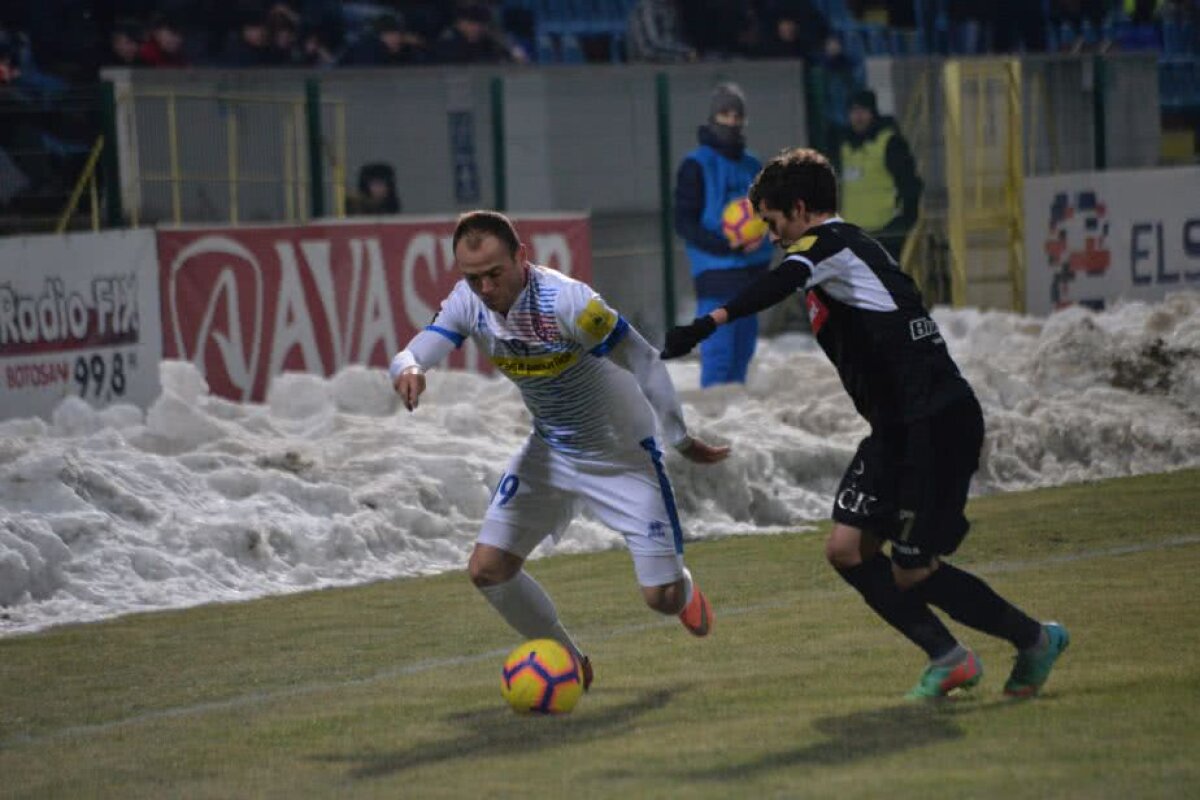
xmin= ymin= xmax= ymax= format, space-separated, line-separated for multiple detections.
xmin=4 ymin=54 xmax=1167 ymax=321
xmin=888 ymin=52 xmax=1160 ymax=309
xmin=116 ymin=83 xmax=345 ymax=227
xmin=0 ymin=83 xmax=107 ymax=235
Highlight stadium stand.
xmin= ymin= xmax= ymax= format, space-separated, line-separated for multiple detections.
xmin=0 ymin=0 xmax=1196 ymax=235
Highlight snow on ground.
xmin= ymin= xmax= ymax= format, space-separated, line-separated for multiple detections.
xmin=1 ymin=292 xmax=1197 ymax=636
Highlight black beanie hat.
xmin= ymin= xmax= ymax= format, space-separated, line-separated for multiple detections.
xmin=709 ymin=82 xmax=746 ymax=120
xmin=848 ymin=89 xmax=878 ymax=115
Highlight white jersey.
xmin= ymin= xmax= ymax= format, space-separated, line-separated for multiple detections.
xmin=427 ymin=265 xmax=661 ymax=460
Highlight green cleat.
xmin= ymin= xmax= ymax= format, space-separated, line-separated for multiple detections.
xmin=905 ymin=650 xmax=983 ymax=700
xmin=1004 ymin=622 xmax=1070 ymax=698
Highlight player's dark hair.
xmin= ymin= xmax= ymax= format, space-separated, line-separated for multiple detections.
xmin=748 ymin=147 xmax=838 ymax=216
xmin=453 ymin=210 xmax=520 ymax=256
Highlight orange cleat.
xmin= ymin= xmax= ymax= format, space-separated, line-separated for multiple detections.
xmin=679 ymin=585 xmax=713 ymax=637
xmin=579 ymin=655 xmax=594 ymax=692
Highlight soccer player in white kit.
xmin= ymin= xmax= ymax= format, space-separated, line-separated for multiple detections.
xmin=390 ymin=210 xmax=729 ymax=689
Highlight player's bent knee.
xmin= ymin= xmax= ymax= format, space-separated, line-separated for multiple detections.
xmin=891 ymin=561 xmax=935 ymax=591
xmin=825 ymin=535 xmax=860 ymax=569
xmin=642 ymin=580 xmax=686 ymax=615
xmin=467 ymin=546 xmax=522 ymax=588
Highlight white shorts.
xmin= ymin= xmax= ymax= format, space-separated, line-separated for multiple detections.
xmin=477 ymin=435 xmax=686 ymax=587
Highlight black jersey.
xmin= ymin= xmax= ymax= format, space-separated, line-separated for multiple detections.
xmin=723 ymin=218 xmax=971 ymax=426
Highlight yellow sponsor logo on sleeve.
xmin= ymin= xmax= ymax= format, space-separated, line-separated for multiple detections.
xmin=787 ymin=235 xmax=818 ymax=254
xmin=576 ymin=297 xmax=617 ymax=340
xmin=491 ymin=351 xmax=580 ymax=378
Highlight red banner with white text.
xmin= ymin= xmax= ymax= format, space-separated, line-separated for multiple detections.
xmin=157 ymin=214 xmax=591 ymax=402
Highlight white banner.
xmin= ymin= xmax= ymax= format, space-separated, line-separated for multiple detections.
xmin=0 ymin=230 xmax=162 ymax=421
xmin=1024 ymin=167 xmax=1200 ymax=316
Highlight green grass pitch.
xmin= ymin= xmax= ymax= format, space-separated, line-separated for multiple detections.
xmin=2 ymin=469 xmax=1197 ymax=799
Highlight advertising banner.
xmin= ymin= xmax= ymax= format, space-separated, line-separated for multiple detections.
xmin=0 ymin=230 xmax=162 ymax=421
xmin=157 ymin=214 xmax=592 ymax=402
xmin=1024 ymin=167 xmax=1200 ymax=315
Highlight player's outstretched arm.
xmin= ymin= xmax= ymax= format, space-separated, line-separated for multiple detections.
xmin=661 ymin=258 xmax=810 ymax=360
xmin=606 ymin=323 xmax=730 ymax=463
xmin=388 ymin=328 xmax=457 ymax=412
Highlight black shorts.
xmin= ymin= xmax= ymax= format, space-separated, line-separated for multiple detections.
xmin=831 ymin=394 xmax=985 ymax=568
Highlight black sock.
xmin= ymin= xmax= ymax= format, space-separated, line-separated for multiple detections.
xmin=836 ymin=554 xmax=959 ymax=660
xmin=915 ymin=562 xmax=1042 ymax=650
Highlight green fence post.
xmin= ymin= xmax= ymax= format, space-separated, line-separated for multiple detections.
xmin=656 ymin=72 xmax=676 ymax=330
xmin=1092 ymin=55 xmax=1108 ymax=170
xmin=490 ymin=76 xmax=507 ymax=211
xmin=305 ymin=78 xmax=325 ymax=218
xmin=99 ymin=81 xmax=123 ymax=227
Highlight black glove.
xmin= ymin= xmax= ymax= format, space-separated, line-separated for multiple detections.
xmin=661 ymin=315 xmax=718 ymax=359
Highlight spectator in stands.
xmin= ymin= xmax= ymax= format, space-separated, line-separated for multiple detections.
xmin=432 ymin=3 xmax=513 ymax=64
xmin=627 ymin=0 xmax=697 ymax=62
xmin=299 ymin=25 xmax=338 ymax=67
xmin=0 ymin=39 xmax=20 ymax=86
xmin=830 ymin=88 xmax=922 ymax=262
xmin=348 ymin=162 xmax=402 ymax=215
xmin=139 ymin=14 xmax=189 ymax=68
xmin=341 ymin=13 xmax=429 ymax=66
xmin=1051 ymin=0 xmax=1108 ymax=51
xmin=674 ymin=82 xmax=773 ymax=388
xmin=104 ymin=20 xmax=144 ymax=68
xmin=19 ymin=0 xmax=100 ymax=82
xmin=0 ymin=42 xmax=56 ymax=207
xmin=267 ymin=4 xmax=304 ymax=65
xmin=680 ymin=0 xmax=760 ymax=58
xmin=221 ymin=10 xmax=275 ymax=66
xmin=268 ymin=15 xmax=300 ymax=64
xmin=295 ymin=0 xmax=345 ymax=49
xmin=755 ymin=0 xmax=842 ymax=62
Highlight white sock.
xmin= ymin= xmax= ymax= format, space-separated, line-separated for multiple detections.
xmin=478 ymin=571 xmax=583 ymax=661
xmin=681 ymin=566 xmax=695 ymax=607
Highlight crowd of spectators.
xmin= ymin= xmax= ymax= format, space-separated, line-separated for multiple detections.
xmin=0 ymin=1 xmax=528 ymax=86
xmin=1 ymin=1 xmax=1194 ymax=89
xmin=626 ymin=1 xmax=1197 ymax=65
xmin=1 ymin=1 xmax=1196 ymax=227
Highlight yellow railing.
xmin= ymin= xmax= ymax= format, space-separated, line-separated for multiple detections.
xmin=56 ymin=136 xmax=106 ymax=234
xmin=895 ymin=59 xmax=1029 ymax=312
xmin=123 ymin=89 xmax=347 ymax=226
xmin=942 ymin=59 xmax=1025 ymax=311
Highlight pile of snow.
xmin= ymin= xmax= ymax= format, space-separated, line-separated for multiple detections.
xmin=2 ymin=292 xmax=1197 ymax=635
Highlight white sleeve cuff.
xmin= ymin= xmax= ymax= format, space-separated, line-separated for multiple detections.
xmin=388 ymin=350 xmax=419 ymax=381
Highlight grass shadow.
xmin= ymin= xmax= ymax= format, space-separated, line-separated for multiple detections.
xmin=686 ymin=701 xmax=968 ymax=781
xmin=312 ymin=686 xmax=681 ymax=779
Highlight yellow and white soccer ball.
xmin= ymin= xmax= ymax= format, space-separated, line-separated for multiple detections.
xmin=721 ymin=197 xmax=769 ymax=249
xmin=500 ymin=639 xmax=583 ymax=715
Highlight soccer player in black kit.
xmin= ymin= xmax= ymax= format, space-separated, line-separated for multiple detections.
xmin=661 ymin=148 xmax=1069 ymax=699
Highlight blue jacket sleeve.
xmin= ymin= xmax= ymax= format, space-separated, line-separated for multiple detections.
xmin=674 ymin=157 xmax=735 ymax=255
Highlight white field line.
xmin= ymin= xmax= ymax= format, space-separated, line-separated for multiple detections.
xmin=3 ymin=533 xmax=1198 ymax=750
